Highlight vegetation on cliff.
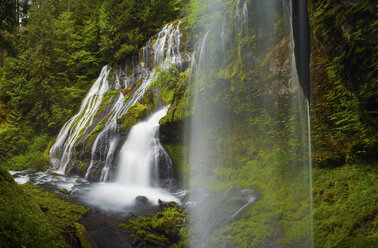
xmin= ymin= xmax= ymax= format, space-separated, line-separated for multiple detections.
xmin=309 ymin=1 xmax=377 ymax=247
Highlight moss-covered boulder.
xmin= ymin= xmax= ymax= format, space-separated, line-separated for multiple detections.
xmin=0 ymin=168 xmax=65 ymax=247
xmin=119 ymin=202 xmax=188 ymax=247
xmin=0 ymin=168 xmax=90 ymax=248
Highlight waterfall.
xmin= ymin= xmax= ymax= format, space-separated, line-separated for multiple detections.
xmin=50 ymin=22 xmax=189 ymax=184
xmin=115 ymin=106 xmax=171 ymax=187
xmin=50 ymin=66 xmax=111 ymax=174
xmin=79 ymin=106 xmax=178 ymax=213
xmin=187 ymin=0 xmax=312 ymax=247
xmin=235 ymin=0 xmax=248 ymax=33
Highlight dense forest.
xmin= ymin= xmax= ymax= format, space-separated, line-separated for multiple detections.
xmin=0 ymin=0 xmax=377 ymax=247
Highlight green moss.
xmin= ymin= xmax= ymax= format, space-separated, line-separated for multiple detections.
xmin=20 ymin=183 xmax=89 ymax=232
xmin=58 ymin=188 xmax=68 ymax=194
xmin=150 ymin=66 xmax=189 ymax=108
xmin=98 ymin=90 xmax=120 ymax=112
xmin=107 ymin=70 xmax=115 ymax=84
xmin=120 ymin=202 xmax=187 ymax=247
xmin=164 ymin=143 xmax=189 ymax=186
xmin=79 ymin=161 xmax=89 ymax=173
xmin=83 ymin=120 xmax=108 ymax=154
xmin=74 ymin=222 xmax=92 ymax=248
xmin=88 ymin=121 xmax=106 ymax=139
xmin=117 ymin=103 xmax=149 ymax=131
xmin=312 ymin=163 xmax=378 ymax=248
xmin=0 ymin=168 xmax=65 ymax=247
xmin=145 ymin=233 xmax=169 ymax=244
xmin=123 ymin=94 xmax=130 ymax=104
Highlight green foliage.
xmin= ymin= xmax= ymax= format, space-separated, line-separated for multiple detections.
xmin=0 ymin=0 xmax=186 ymax=169
xmin=310 ymin=0 xmax=378 ymax=166
xmin=98 ymin=0 xmax=184 ymax=64
xmin=120 ymin=202 xmax=188 ymax=247
xmin=3 ymin=135 xmax=50 ymax=171
xmin=312 ymin=163 xmax=378 ymax=248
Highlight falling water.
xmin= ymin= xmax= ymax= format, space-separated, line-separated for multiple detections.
xmin=80 ymin=106 xmax=179 ymax=213
xmin=50 ymin=66 xmax=111 ymax=174
xmin=188 ymin=0 xmax=312 ymax=247
xmin=115 ymin=106 xmax=171 ymax=187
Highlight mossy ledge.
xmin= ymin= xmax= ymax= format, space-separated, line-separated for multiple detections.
xmin=117 ymin=102 xmax=149 ymax=131
xmin=0 ymin=168 xmax=90 ymax=248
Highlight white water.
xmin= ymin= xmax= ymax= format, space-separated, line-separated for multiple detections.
xmin=82 ymin=106 xmax=180 ymax=212
xmin=116 ymin=107 xmax=169 ymax=186
xmin=81 ymin=184 xmax=179 ymax=213
xmin=235 ymin=0 xmax=248 ymax=33
xmin=11 ymin=108 xmax=179 ymax=213
xmin=50 ymin=66 xmax=111 ymax=174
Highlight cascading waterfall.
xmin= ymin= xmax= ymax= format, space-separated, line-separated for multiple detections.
xmin=46 ymin=22 xmax=189 ymax=212
xmin=115 ymin=106 xmax=170 ymax=187
xmin=41 ymin=1 xmax=313 ymax=245
xmin=81 ymin=106 xmax=179 ymax=213
xmin=50 ymin=22 xmax=188 ymax=186
xmin=50 ymin=66 xmax=111 ymax=174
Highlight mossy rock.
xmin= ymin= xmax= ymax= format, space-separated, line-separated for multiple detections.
xmin=0 ymin=170 xmax=67 ymax=247
xmin=119 ymin=203 xmax=187 ymax=247
xmin=58 ymin=188 xmax=69 ymax=194
xmin=74 ymin=222 xmax=92 ymax=248
xmin=117 ymin=103 xmax=149 ymax=131
xmin=79 ymin=161 xmax=89 ymax=173
xmin=145 ymin=233 xmax=169 ymax=245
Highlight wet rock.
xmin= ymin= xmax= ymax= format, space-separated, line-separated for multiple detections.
xmin=135 ymin=195 xmax=148 ymax=203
